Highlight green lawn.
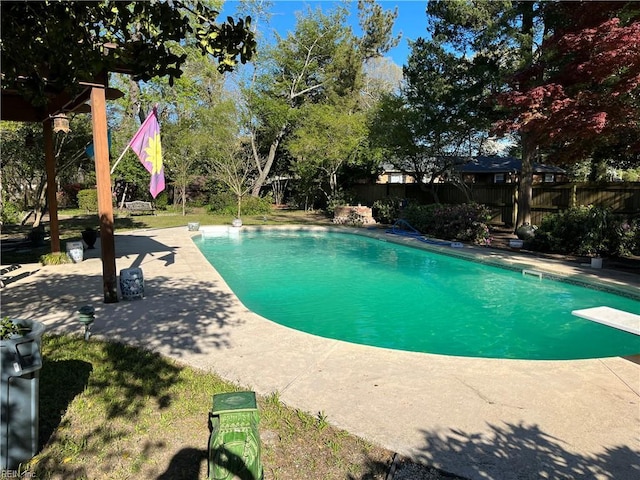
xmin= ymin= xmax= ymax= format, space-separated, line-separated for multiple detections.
xmin=31 ymin=335 xmax=395 ymax=480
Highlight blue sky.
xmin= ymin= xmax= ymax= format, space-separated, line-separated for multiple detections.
xmin=220 ymin=1 xmax=430 ymax=67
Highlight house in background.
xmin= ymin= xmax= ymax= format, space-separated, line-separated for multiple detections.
xmin=455 ymin=156 xmax=568 ymax=184
xmin=377 ymin=156 xmax=567 ymax=184
xmin=376 ymin=163 xmax=418 ymax=184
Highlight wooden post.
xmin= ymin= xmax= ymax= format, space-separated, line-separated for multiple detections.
xmin=42 ymin=119 xmax=61 ymax=253
xmin=90 ymin=85 xmax=119 ymax=303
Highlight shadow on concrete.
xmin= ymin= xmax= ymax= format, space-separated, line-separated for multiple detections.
xmin=2 ymin=272 xmax=242 ymax=356
xmin=2 ymin=234 xmax=243 ymax=358
xmin=409 ymin=421 xmax=640 ymax=480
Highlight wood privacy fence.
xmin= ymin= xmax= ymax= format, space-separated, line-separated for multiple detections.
xmin=351 ymin=183 xmax=640 ymax=226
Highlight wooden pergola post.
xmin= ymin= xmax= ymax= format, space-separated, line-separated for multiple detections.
xmin=42 ymin=119 xmax=61 ymax=253
xmin=90 ymin=85 xmax=119 ymax=303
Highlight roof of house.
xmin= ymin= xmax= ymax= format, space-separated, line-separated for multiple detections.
xmin=455 ymin=156 xmax=566 ymax=174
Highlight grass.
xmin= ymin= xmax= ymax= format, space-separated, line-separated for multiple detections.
xmin=31 ymin=335 xmax=396 ymax=480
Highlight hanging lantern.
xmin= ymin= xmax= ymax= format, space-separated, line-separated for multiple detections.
xmin=52 ymin=113 xmax=70 ymax=133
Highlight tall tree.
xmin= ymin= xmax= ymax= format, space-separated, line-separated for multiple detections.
xmin=245 ymin=0 xmax=399 ymax=197
xmin=108 ymin=36 xmax=243 ymax=211
xmin=494 ymin=2 xmax=640 ymax=170
xmin=369 ymin=30 xmax=500 ymax=202
xmin=287 ymin=103 xmax=368 ymax=200
xmin=426 ymin=0 xmax=545 ymax=226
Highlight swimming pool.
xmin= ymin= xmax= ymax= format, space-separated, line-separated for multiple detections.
xmin=194 ymin=228 xmax=640 ymax=360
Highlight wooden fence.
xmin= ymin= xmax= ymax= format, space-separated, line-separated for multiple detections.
xmin=351 ymin=182 xmax=640 ymax=226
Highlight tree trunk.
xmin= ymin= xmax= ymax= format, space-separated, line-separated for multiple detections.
xmin=516 ymin=132 xmax=535 ymax=229
xmin=515 ymin=2 xmax=536 ymax=230
xmin=181 ymin=185 xmax=186 ymax=216
xmin=251 ymin=125 xmax=286 ymax=197
xmin=32 ymin=179 xmax=48 ymax=228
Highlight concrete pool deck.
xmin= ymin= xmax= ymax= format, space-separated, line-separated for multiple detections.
xmin=2 ymin=225 xmax=639 ymax=479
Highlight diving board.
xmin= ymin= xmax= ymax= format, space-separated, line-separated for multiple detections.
xmin=572 ymin=306 xmax=640 ymax=336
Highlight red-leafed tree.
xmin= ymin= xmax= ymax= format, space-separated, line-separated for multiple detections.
xmin=495 ymin=1 xmax=640 ymax=224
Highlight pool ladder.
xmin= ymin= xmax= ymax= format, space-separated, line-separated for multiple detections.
xmin=522 ymin=269 xmax=544 ymax=280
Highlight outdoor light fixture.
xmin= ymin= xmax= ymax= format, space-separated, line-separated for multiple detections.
xmin=52 ymin=113 xmax=70 ymax=133
xmin=77 ymin=305 xmax=95 ymax=340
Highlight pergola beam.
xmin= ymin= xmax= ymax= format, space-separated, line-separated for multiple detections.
xmin=42 ymin=120 xmax=60 ymax=253
xmin=90 ymin=83 xmax=118 ymax=303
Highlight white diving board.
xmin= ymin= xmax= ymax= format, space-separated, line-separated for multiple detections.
xmin=572 ymin=306 xmax=640 ymax=336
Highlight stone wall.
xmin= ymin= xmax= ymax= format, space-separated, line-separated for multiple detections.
xmin=333 ymin=205 xmax=376 ymax=225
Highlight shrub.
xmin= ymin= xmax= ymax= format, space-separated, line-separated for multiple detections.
xmin=39 ymin=252 xmax=72 ymax=265
xmin=207 ymin=193 xmax=273 ymax=216
xmin=403 ymin=203 xmax=492 ymax=245
xmin=241 ymin=195 xmax=273 ymax=215
xmin=154 ymin=192 xmax=169 ymax=210
xmin=207 ymin=192 xmax=236 ymax=215
xmin=1 ymin=196 xmax=21 ymax=224
xmin=59 ymin=183 xmax=82 ymax=208
xmin=77 ymin=189 xmax=98 ymax=212
xmin=529 ymin=205 xmax=638 ymax=257
xmin=325 ymin=191 xmax=355 ymax=217
xmin=372 ymin=198 xmax=401 ymax=224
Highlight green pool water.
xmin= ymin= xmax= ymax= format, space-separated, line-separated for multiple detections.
xmin=194 ymin=229 xmax=640 ymax=360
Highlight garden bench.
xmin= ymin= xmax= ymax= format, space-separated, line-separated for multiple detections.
xmin=124 ymin=201 xmax=156 ymax=215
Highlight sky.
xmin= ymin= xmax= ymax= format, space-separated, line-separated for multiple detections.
xmin=220 ymin=1 xmax=430 ymax=67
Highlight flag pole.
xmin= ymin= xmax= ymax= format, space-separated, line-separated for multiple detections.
xmin=110 ymin=145 xmax=130 ymax=174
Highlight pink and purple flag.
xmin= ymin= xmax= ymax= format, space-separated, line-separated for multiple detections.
xmin=129 ymin=107 xmax=165 ymax=198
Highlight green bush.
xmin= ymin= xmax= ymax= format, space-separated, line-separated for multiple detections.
xmin=529 ymin=205 xmax=639 ymax=257
xmin=372 ymin=198 xmax=401 ymax=224
xmin=207 ymin=193 xmax=236 ymax=215
xmin=207 ymin=193 xmax=273 ymax=216
xmin=154 ymin=192 xmax=169 ymax=210
xmin=241 ymin=195 xmax=273 ymax=215
xmin=403 ymin=203 xmax=492 ymax=245
xmin=1 ymin=196 xmax=21 ymax=224
xmin=325 ymin=191 xmax=355 ymax=216
xmin=77 ymin=189 xmax=99 ymax=212
xmin=39 ymin=252 xmax=72 ymax=265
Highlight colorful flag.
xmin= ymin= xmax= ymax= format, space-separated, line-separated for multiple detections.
xmin=129 ymin=107 xmax=164 ymax=198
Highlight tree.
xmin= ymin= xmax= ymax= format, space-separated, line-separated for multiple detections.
xmin=0 ymin=118 xmax=94 ymax=224
xmin=494 ymin=2 xmax=640 ymax=169
xmin=361 ymin=57 xmax=403 ymax=109
xmin=1 ymin=1 xmax=257 ymax=304
xmin=245 ymin=0 xmax=399 ymax=198
xmin=0 ymin=1 xmax=255 ymax=106
xmin=206 ymin=142 xmax=254 ymax=220
xmin=287 ymin=103 xmax=368 ymax=200
xmin=426 ymin=0 xmax=546 ymax=227
xmin=109 ymin=43 xmax=241 ymax=213
xmin=369 ymin=33 xmax=498 ymax=202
